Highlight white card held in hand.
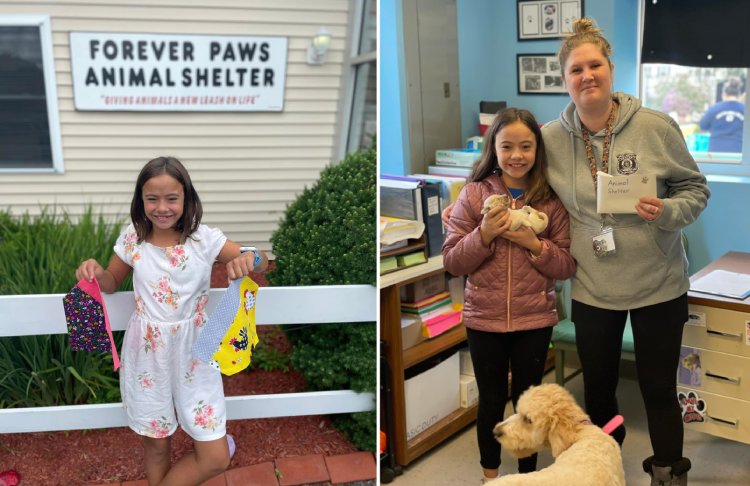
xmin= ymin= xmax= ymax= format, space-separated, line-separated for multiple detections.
xmin=596 ymin=171 xmax=657 ymax=214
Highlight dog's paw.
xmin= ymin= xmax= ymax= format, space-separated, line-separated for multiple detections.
xmin=481 ymin=194 xmax=510 ymax=215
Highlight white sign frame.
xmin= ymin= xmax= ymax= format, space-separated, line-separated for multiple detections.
xmin=69 ymin=32 xmax=288 ymax=111
xmin=517 ymin=53 xmax=566 ymax=95
xmin=517 ymin=0 xmax=583 ymax=41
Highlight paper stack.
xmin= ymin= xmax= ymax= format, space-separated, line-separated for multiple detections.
xmin=401 ymin=290 xmax=463 ymax=338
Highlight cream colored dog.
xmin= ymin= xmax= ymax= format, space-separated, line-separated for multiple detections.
xmin=489 ymin=384 xmax=625 ymax=486
xmin=481 ymin=194 xmax=549 ymax=234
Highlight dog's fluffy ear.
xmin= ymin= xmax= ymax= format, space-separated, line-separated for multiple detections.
xmin=548 ymin=415 xmax=574 ymax=457
xmin=544 ymin=386 xmax=589 ymax=457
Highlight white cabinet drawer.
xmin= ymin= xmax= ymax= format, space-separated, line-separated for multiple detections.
xmin=684 ymin=304 xmax=750 ymax=358
xmin=677 ymin=386 xmax=750 ymax=445
xmin=678 ymin=347 xmax=750 ymax=400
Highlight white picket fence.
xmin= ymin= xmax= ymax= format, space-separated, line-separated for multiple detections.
xmin=0 ymin=285 xmax=377 ymax=433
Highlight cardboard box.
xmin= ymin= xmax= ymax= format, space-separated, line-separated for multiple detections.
xmin=459 ymin=347 xmax=474 ymax=376
xmin=400 ymin=273 xmax=447 ymax=303
xmin=401 ymin=315 xmax=425 ymax=350
xmin=447 ymin=275 xmax=465 ymax=306
xmin=435 ymin=148 xmax=482 ymax=167
xmin=404 ymin=352 xmax=460 ymax=440
xmin=460 ymin=374 xmax=478 ymax=408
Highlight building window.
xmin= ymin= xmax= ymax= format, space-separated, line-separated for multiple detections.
xmin=0 ymin=16 xmax=63 ymax=172
xmin=338 ymin=0 xmax=377 ymax=159
xmin=641 ymin=66 xmax=750 ymax=178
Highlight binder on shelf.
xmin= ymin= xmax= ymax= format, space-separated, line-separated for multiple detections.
xmin=410 ymin=173 xmax=466 ymax=209
xmin=380 ymin=178 xmax=423 ymax=223
xmin=419 ymin=181 xmax=444 ymax=257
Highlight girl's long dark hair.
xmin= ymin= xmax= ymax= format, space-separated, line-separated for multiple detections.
xmin=469 ymin=107 xmax=554 ymax=205
xmin=131 ymin=156 xmax=202 ymax=243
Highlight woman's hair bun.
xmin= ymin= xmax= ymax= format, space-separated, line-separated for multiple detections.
xmin=572 ymin=17 xmax=601 ymax=36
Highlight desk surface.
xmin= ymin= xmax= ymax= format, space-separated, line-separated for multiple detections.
xmin=689 ymin=251 xmax=750 ymax=311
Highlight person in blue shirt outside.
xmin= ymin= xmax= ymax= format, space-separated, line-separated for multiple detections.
xmin=699 ymin=76 xmax=744 ymax=152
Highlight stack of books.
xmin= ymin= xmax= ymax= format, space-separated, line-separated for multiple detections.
xmin=435 ymin=148 xmax=481 ymax=168
xmin=401 ymin=290 xmax=463 ymax=338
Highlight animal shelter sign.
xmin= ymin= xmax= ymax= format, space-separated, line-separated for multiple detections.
xmin=69 ymin=32 xmax=288 ymax=111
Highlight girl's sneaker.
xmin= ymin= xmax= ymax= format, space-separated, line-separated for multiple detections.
xmin=227 ymin=434 xmax=236 ymax=460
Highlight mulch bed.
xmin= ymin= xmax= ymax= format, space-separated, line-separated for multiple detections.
xmin=0 ymin=367 xmax=358 ymax=485
xmin=0 ymin=264 xmax=359 ymax=485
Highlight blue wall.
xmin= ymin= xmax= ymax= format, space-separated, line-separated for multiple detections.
xmin=684 ymin=178 xmax=750 ymax=271
xmin=379 ymin=0 xmax=749 ymax=272
xmin=456 ymin=0 xmax=638 ymax=135
xmin=380 ymin=0 xmax=409 ymax=175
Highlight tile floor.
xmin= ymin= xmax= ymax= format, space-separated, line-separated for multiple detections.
xmin=386 ymin=363 xmax=750 ymax=485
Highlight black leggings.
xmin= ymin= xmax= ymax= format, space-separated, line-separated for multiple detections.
xmin=572 ymin=294 xmax=688 ymax=463
xmin=466 ymin=326 xmax=553 ymax=472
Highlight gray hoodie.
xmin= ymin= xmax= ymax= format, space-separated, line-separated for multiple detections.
xmin=542 ymin=92 xmax=710 ymax=310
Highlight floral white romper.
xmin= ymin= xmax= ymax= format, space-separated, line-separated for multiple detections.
xmin=114 ymin=223 xmax=228 ymax=441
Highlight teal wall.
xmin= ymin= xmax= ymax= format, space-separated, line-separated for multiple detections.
xmin=379 ymin=0 xmax=749 ymax=272
xmin=684 ymin=178 xmax=750 ymax=271
xmin=455 ymin=0 xmax=638 ymax=136
xmin=380 ymin=0 xmax=409 ymax=175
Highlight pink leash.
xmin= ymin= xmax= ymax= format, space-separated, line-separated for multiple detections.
xmin=602 ymin=415 xmax=624 ymax=435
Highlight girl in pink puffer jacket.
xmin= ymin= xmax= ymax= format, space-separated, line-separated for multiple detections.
xmin=442 ymin=108 xmax=575 ymax=483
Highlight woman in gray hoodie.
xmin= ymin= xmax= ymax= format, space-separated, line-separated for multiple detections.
xmin=541 ymin=18 xmax=709 ymax=486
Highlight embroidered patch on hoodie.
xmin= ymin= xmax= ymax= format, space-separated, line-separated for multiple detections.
xmin=616 ymin=152 xmax=638 ymax=174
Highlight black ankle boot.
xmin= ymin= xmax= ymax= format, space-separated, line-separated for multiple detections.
xmin=643 ymin=456 xmax=691 ymax=486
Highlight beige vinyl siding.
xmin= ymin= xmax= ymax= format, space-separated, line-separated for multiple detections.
xmin=0 ymin=0 xmax=354 ymax=254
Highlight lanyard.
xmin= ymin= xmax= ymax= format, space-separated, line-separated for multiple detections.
xmin=581 ymin=103 xmax=617 ymax=193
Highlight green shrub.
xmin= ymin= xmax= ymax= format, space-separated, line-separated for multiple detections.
xmin=268 ymin=146 xmax=376 ymax=451
xmin=0 ymin=207 xmax=129 ymax=407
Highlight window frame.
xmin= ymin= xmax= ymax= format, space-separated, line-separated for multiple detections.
xmin=334 ymin=0 xmax=377 ymax=162
xmin=0 ymin=15 xmax=64 ymax=174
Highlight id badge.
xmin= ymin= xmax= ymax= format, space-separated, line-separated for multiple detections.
xmin=593 ymin=226 xmax=616 ymax=258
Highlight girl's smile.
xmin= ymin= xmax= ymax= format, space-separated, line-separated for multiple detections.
xmin=142 ymin=173 xmax=184 ymax=233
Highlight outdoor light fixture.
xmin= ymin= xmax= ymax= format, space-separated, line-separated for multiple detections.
xmin=307 ymin=27 xmax=331 ymax=65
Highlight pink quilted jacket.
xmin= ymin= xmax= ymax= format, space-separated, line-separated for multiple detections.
xmin=442 ymin=174 xmax=576 ymax=333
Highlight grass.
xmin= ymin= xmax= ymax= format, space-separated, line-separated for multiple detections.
xmin=0 ymin=206 xmax=129 ymax=408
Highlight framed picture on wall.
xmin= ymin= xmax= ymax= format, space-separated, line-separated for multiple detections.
xmin=517 ymin=0 xmax=584 ymax=40
xmin=517 ymin=54 xmax=566 ymax=95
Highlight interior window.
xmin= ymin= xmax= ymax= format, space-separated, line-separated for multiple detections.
xmin=641 ymin=65 xmax=747 ymax=168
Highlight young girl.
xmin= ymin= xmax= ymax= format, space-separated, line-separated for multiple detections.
xmin=442 ymin=108 xmax=575 ymax=483
xmin=75 ymin=156 xmax=268 ymax=486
